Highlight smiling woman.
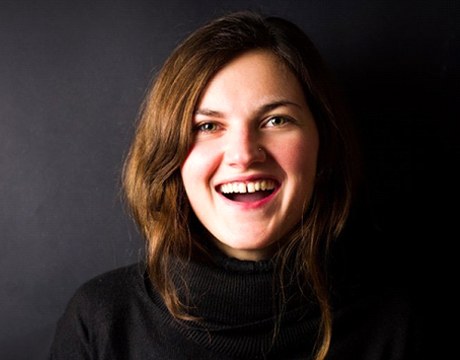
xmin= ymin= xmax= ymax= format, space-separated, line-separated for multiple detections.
xmin=49 ymin=10 xmax=422 ymax=360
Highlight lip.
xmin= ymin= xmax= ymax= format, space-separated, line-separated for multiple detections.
xmin=215 ymin=174 xmax=281 ymax=210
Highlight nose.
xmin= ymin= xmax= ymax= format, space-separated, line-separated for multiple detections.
xmin=223 ymin=127 xmax=266 ymax=169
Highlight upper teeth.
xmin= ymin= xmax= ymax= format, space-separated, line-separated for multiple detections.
xmin=219 ymin=180 xmax=276 ymax=194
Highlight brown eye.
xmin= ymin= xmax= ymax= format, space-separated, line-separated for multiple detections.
xmin=265 ymin=116 xmax=289 ymax=127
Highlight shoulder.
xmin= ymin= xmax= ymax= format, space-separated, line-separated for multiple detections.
xmin=65 ymin=263 xmax=147 ymax=319
xmin=330 ymin=282 xmax=424 ymax=359
xmin=335 ymin=279 xmax=418 ymax=327
xmin=79 ymin=263 xmax=145 ymax=294
xmin=50 ymin=263 xmax=149 ymax=358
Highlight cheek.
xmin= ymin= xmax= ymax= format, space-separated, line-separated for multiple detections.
xmin=279 ymin=135 xmax=319 ymax=181
xmin=181 ymin=153 xmax=200 ymax=193
xmin=181 ymin=144 xmax=218 ymax=192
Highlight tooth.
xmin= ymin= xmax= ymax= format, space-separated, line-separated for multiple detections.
xmin=220 ymin=179 xmax=276 ymax=194
xmin=261 ymin=180 xmax=267 ymax=191
xmin=247 ymin=182 xmax=255 ymax=193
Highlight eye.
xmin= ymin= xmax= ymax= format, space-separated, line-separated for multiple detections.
xmin=264 ymin=116 xmax=290 ymax=128
xmin=194 ymin=122 xmax=219 ymax=133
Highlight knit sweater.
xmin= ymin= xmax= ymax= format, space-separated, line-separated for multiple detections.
xmin=49 ymin=252 xmax=421 ymax=360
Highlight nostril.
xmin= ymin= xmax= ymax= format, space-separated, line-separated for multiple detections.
xmin=224 ymin=143 xmax=266 ymax=168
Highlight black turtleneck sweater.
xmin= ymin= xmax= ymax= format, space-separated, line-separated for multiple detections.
xmin=49 ymin=254 xmax=422 ymax=360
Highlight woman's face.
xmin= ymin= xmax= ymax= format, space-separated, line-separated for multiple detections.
xmin=181 ymin=50 xmax=319 ymax=261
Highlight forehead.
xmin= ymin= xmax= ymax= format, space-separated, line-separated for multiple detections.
xmin=198 ymin=49 xmax=305 ymax=110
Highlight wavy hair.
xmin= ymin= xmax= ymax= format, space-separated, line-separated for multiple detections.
xmin=123 ymin=11 xmax=360 ymax=360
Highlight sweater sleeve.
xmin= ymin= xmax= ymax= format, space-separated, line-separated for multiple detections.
xmin=49 ymin=286 xmax=93 ymax=360
xmin=49 ymin=265 xmax=143 ymax=360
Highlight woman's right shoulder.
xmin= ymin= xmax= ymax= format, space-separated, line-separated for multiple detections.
xmin=65 ymin=262 xmax=147 ymax=316
xmin=50 ymin=264 xmax=152 ymax=358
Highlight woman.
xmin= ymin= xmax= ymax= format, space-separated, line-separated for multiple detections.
xmin=50 ymin=11 xmax=420 ymax=360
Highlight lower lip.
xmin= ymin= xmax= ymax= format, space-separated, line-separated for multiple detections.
xmin=218 ymin=187 xmax=279 ymax=210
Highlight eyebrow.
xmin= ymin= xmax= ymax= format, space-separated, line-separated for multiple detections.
xmin=194 ymin=100 xmax=302 ymax=118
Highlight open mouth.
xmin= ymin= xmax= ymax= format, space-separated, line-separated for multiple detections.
xmin=218 ymin=179 xmax=277 ymax=203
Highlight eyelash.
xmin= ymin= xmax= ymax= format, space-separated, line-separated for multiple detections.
xmin=194 ymin=122 xmax=219 ymax=133
xmin=193 ymin=116 xmax=292 ymax=133
xmin=264 ymin=116 xmax=290 ymax=127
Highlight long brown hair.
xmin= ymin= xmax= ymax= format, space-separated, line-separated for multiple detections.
xmin=123 ymin=11 xmax=360 ymax=360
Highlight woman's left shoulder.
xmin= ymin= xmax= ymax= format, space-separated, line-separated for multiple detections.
xmin=329 ymin=281 xmax=425 ymax=360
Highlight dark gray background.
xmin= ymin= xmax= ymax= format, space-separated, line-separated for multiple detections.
xmin=1 ymin=1 xmax=458 ymax=359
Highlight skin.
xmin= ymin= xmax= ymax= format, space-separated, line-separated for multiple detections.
xmin=181 ymin=49 xmax=319 ymax=261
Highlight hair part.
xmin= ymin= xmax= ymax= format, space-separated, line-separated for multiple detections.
xmin=123 ymin=10 xmax=361 ymax=360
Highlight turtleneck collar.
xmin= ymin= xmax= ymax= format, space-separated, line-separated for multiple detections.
xmin=144 ymin=246 xmax=321 ymax=358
